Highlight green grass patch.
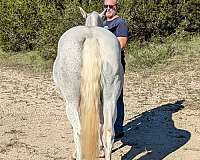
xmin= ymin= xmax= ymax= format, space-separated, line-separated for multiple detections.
xmin=0 ymin=49 xmax=53 ymax=73
xmin=125 ymin=33 xmax=200 ymax=71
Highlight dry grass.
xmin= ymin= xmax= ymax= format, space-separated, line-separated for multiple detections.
xmin=0 ymin=49 xmax=53 ymax=74
xmin=126 ymin=33 xmax=200 ymax=71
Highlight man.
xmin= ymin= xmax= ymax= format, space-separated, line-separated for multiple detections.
xmin=103 ymin=0 xmax=128 ymax=139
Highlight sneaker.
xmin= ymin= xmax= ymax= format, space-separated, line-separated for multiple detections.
xmin=114 ymin=131 xmax=124 ymax=139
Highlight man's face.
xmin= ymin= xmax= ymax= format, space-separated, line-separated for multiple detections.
xmin=104 ymin=1 xmax=117 ymax=19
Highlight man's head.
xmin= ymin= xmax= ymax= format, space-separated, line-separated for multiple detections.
xmin=104 ymin=0 xmax=118 ymax=19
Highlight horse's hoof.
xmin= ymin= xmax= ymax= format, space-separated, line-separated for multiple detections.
xmin=71 ymin=151 xmax=76 ymax=160
xmin=99 ymin=149 xmax=105 ymax=158
xmin=71 ymin=155 xmax=76 ymax=160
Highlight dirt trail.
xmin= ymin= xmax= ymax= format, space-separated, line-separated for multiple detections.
xmin=0 ymin=53 xmax=200 ymax=160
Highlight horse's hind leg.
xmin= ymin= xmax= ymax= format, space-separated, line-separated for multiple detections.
xmin=99 ymin=113 xmax=105 ymax=158
xmin=102 ymin=100 xmax=116 ymax=160
xmin=65 ymin=100 xmax=81 ymax=160
xmin=102 ymin=75 xmax=122 ymax=160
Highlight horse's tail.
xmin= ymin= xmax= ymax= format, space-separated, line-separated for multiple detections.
xmin=80 ymin=37 xmax=101 ymax=160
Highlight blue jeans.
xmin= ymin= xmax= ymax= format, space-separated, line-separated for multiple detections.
xmin=114 ymin=55 xmax=125 ymax=132
xmin=114 ymin=88 xmax=124 ymax=132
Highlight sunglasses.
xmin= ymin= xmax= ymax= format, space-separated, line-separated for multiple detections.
xmin=104 ymin=5 xmax=116 ymax=9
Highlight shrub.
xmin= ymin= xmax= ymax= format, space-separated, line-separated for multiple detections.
xmin=119 ymin=0 xmax=199 ymax=41
xmin=0 ymin=0 xmax=42 ymax=51
xmin=36 ymin=1 xmax=81 ymax=59
xmin=179 ymin=0 xmax=200 ymax=32
xmin=0 ymin=0 xmax=199 ymax=61
xmin=0 ymin=0 xmax=103 ymax=59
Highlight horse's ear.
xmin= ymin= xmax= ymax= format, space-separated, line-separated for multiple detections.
xmin=100 ymin=9 xmax=107 ymax=18
xmin=79 ymin=7 xmax=87 ymax=19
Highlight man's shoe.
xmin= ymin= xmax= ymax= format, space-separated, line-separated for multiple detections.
xmin=114 ymin=131 xmax=124 ymax=139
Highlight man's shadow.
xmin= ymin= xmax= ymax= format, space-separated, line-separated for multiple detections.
xmin=114 ymin=100 xmax=191 ymax=160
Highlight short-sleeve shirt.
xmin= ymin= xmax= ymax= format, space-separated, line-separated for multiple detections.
xmin=104 ymin=17 xmax=128 ymax=69
xmin=104 ymin=17 xmax=128 ymax=38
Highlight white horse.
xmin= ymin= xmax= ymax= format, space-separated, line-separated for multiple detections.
xmin=53 ymin=7 xmax=124 ymax=160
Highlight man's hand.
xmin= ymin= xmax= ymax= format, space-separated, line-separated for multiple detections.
xmin=117 ymin=37 xmax=128 ymax=49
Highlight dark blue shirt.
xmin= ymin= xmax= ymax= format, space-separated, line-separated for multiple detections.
xmin=104 ymin=17 xmax=128 ymax=69
xmin=104 ymin=17 xmax=128 ymax=38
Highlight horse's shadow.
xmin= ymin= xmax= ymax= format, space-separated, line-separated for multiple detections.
xmin=114 ymin=100 xmax=191 ymax=160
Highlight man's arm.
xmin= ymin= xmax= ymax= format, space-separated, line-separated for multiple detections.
xmin=116 ymin=19 xmax=128 ymax=49
xmin=117 ymin=37 xmax=128 ymax=49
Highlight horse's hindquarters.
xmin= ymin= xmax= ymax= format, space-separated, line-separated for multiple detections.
xmin=53 ymin=26 xmax=123 ymax=160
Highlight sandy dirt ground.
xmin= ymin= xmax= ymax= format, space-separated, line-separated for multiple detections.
xmin=0 ymin=54 xmax=200 ymax=160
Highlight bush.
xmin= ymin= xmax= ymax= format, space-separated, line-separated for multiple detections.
xmin=180 ymin=0 xmax=200 ymax=32
xmin=36 ymin=1 xmax=82 ymax=59
xmin=0 ymin=0 xmax=104 ymax=59
xmin=0 ymin=0 xmax=199 ymax=61
xmin=119 ymin=0 xmax=199 ymax=41
xmin=0 ymin=0 xmax=42 ymax=51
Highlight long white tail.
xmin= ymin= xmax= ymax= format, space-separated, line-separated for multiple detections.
xmin=80 ymin=37 xmax=101 ymax=160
